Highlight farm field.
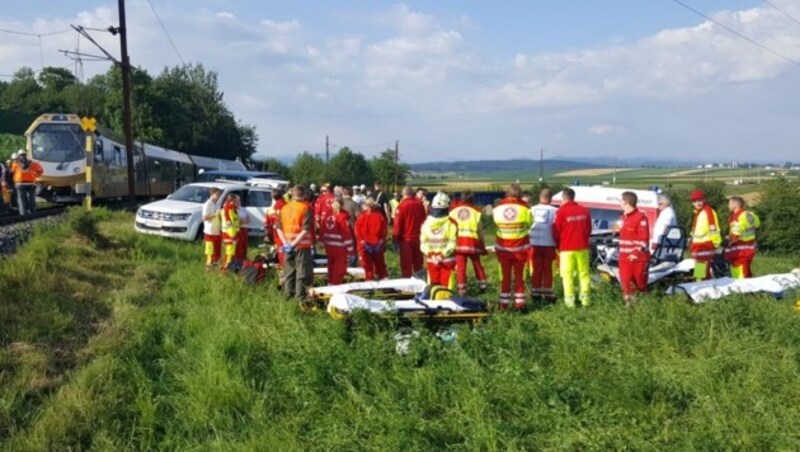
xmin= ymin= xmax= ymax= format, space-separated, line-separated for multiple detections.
xmin=1 ymin=210 xmax=800 ymax=449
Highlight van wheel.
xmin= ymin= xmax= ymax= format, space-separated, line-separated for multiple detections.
xmin=194 ymin=226 xmax=204 ymax=241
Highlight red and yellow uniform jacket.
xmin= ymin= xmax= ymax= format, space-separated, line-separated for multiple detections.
xmin=221 ymin=201 xmax=240 ymax=239
xmin=493 ymin=197 xmax=533 ymax=254
xmin=264 ymin=198 xmax=286 ymax=247
xmin=726 ymin=208 xmax=760 ymax=260
xmin=552 ymin=200 xmax=592 ymax=251
xmin=421 ymin=215 xmax=458 ymax=264
xmin=618 ymin=209 xmax=650 ymax=260
xmin=449 ymin=202 xmax=485 ymax=255
xmin=690 ymin=204 xmax=722 ymax=259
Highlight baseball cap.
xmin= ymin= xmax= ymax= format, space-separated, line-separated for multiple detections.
xmin=690 ymin=190 xmax=705 ymax=201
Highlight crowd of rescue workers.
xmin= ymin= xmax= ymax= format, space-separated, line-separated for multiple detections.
xmin=201 ymin=179 xmax=759 ymax=310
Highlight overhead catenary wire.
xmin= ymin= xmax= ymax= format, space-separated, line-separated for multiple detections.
xmin=0 ymin=27 xmax=71 ymax=37
xmin=762 ymin=0 xmax=800 ymax=29
xmin=146 ymin=0 xmax=185 ymax=65
xmin=670 ymin=0 xmax=800 ymax=66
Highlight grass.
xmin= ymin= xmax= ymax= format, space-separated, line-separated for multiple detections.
xmin=1 ymin=211 xmax=800 ymax=449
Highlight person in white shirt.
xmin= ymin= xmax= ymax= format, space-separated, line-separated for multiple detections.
xmin=529 ymin=188 xmax=559 ymax=303
xmin=202 ymin=187 xmax=223 ymax=270
xmin=651 ymin=194 xmax=677 ymax=251
xmin=235 ymin=194 xmax=251 ymax=261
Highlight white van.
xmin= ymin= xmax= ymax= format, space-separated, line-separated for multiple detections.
xmin=134 ymin=181 xmax=274 ymax=240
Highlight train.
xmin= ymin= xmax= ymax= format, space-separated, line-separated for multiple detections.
xmin=24 ymin=113 xmax=247 ymax=203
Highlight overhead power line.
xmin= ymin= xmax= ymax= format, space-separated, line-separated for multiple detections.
xmin=146 ymin=0 xmax=185 ymax=64
xmin=762 ymin=0 xmax=800 ymax=29
xmin=670 ymin=0 xmax=800 ymax=66
xmin=0 ymin=27 xmax=71 ymax=37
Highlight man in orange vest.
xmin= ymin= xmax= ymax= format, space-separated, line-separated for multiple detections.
xmin=277 ymin=184 xmax=315 ymax=299
xmin=449 ymin=190 xmax=487 ymax=295
xmin=689 ymin=190 xmax=722 ymax=281
xmin=10 ymin=150 xmax=43 ymax=216
xmin=493 ymin=183 xmax=534 ymax=311
xmin=618 ymin=191 xmax=650 ymax=305
xmin=724 ymin=196 xmax=760 ymax=279
xmin=321 ymin=200 xmax=355 ymax=285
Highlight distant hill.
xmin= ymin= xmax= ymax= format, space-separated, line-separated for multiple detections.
xmin=409 ymin=159 xmax=605 ymax=173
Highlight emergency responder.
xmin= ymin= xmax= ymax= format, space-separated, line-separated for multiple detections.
xmin=321 ymin=201 xmax=355 ymax=285
xmin=202 ymin=187 xmax=223 ymax=270
xmin=553 ymin=188 xmax=593 ymax=308
xmin=277 ymin=184 xmax=315 ymax=299
xmin=355 ymin=197 xmax=389 ymax=280
xmin=220 ymin=193 xmax=240 ymax=271
xmin=390 ymin=191 xmax=401 ymax=220
xmin=618 ymin=191 xmax=650 ymax=305
xmin=421 ymin=192 xmax=458 ymax=288
xmin=652 ymin=194 xmax=677 ymax=251
xmin=449 ymin=190 xmax=487 ymax=295
xmin=689 ymin=190 xmax=722 ymax=281
xmin=264 ymin=187 xmax=286 ymax=267
xmin=10 ymin=150 xmax=43 ymax=216
xmin=725 ymin=196 xmax=760 ymax=279
xmin=235 ymin=194 xmax=250 ymax=261
xmin=493 ymin=183 xmax=534 ymax=311
xmin=529 ymin=188 xmax=558 ymax=303
xmin=417 ymin=188 xmax=431 ymax=214
xmin=314 ymin=183 xmax=335 ymax=233
xmin=0 ymin=159 xmax=11 ymax=213
xmin=392 ymin=185 xmax=427 ymax=277
xmin=340 ymin=186 xmax=361 ymax=227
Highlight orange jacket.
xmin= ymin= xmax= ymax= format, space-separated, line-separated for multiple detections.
xmin=11 ymin=159 xmax=43 ymax=184
xmin=278 ymin=200 xmax=314 ymax=249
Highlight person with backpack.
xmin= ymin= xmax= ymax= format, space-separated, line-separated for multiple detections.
xmin=10 ymin=150 xmax=43 ymax=216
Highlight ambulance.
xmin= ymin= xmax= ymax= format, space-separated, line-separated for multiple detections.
xmin=552 ymin=186 xmax=660 ymax=237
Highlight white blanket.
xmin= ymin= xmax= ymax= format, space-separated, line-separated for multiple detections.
xmin=309 ymin=278 xmax=427 ymax=297
xmin=312 ymin=267 xmax=366 ymax=279
xmin=327 ymin=293 xmax=472 ymax=316
xmin=668 ymin=270 xmax=800 ymax=303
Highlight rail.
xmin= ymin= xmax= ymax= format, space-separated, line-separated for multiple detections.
xmin=0 ymin=206 xmax=68 ymax=227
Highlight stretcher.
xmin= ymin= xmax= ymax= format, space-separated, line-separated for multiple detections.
xmin=327 ymin=286 xmax=489 ymax=321
xmin=667 ymin=269 xmax=800 ymax=304
xmin=308 ymin=277 xmax=428 ymax=301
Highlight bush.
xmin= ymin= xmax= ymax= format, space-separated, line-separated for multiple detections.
xmin=66 ymin=206 xmax=108 ymax=242
xmin=755 ymin=178 xmax=800 ymax=253
xmin=667 ymin=180 xmax=728 ymax=233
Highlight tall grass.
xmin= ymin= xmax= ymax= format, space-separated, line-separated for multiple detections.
xmin=2 ymin=213 xmax=800 ymax=449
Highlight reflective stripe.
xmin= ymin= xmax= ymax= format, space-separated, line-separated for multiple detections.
xmin=456 ymin=245 xmax=479 ymax=254
xmin=324 ymin=240 xmax=353 ymax=248
xmin=495 ymin=244 xmax=530 ymax=253
xmin=693 ymin=250 xmax=717 ymax=257
xmin=427 ymin=256 xmax=456 ymax=264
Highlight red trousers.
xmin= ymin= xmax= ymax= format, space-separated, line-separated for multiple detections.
xmin=427 ymin=261 xmax=455 ymax=288
xmin=204 ymin=234 xmax=221 ymax=264
xmin=455 ymin=253 xmax=486 ymax=293
xmin=399 ymin=239 xmax=423 ymax=277
xmin=325 ymin=245 xmax=349 ymax=285
xmin=530 ymin=246 xmax=557 ymax=298
xmin=235 ymin=229 xmax=249 ymax=261
xmin=619 ymin=255 xmax=649 ymax=296
xmin=360 ymin=249 xmax=388 ymax=280
xmin=497 ymin=250 xmax=528 ymax=306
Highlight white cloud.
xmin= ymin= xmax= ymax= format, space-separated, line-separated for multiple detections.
xmin=588 ymin=125 xmax=623 ymax=136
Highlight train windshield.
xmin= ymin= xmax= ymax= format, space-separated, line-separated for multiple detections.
xmin=31 ymin=123 xmax=86 ymax=162
xmin=169 ymin=185 xmax=213 ymax=203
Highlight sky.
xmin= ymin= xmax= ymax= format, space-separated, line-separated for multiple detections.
xmin=1 ymin=0 xmax=799 ymax=163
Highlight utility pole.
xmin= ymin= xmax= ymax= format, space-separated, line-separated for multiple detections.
xmin=118 ymin=0 xmax=136 ymax=207
xmin=394 ymin=140 xmax=399 ymax=190
xmin=325 ymin=135 xmax=330 ymax=163
xmin=538 ymin=148 xmax=544 ymax=182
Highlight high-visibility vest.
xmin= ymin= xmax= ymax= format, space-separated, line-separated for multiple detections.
xmin=221 ymin=202 xmax=240 ymax=237
xmin=493 ymin=198 xmax=533 ymax=253
xmin=691 ymin=204 xmax=722 ymax=258
xmin=11 ymin=160 xmax=43 ymax=184
xmin=727 ymin=209 xmax=760 ymax=255
xmin=280 ymin=200 xmax=314 ymax=249
xmin=449 ymin=203 xmax=482 ymax=254
xmin=420 ymin=216 xmax=457 ymax=263
xmin=389 ymin=198 xmax=400 ymax=218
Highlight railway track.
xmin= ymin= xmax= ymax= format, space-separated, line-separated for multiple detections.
xmin=0 ymin=206 xmax=68 ymax=227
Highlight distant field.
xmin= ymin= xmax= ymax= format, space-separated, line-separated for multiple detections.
xmin=553 ymin=168 xmax=636 ymax=177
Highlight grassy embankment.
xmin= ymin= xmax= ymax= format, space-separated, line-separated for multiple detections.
xmin=1 ymin=210 xmax=800 ymax=449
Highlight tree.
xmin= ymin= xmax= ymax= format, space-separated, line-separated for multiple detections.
xmin=755 ymin=178 xmax=800 ymax=253
xmin=291 ymin=152 xmax=326 ymax=186
xmin=0 ymin=134 xmax=25 ymax=161
xmin=370 ymin=149 xmax=409 ymax=190
xmin=254 ymin=157 xmax=291 ymax=180
xmin=326 ymin=147 xmax=374 ymax=187
xmin=666 ymin=180 xmax=728 ymax=234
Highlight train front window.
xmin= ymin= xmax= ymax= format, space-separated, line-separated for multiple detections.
xmin=31 ymin=123 xmax=86 ymax=162
xmin=169 ymin=185 xmax=212 ymax=203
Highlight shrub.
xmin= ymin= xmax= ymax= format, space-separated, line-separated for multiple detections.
xmin=754 ymin=178 xmax=800 ymax=253
xmin=667 ymin=180 xmax=728 ymax=233
xmin=66 ymin=206 xmax=103 ymax=241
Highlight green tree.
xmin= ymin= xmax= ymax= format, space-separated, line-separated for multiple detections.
xmin=667 ymin=180 xmax=728 ymax=234
xmin=291 ymin=152 xmax=326 ymax=186
xmin=254 ymin=157 xmax=291 ymax=180
xmin=326 ymin=147 xmax=374 ymax=187
xmin=0 ymin=68 xmax=42 ymax=112
xmin=0 ymin=134 xmax=25 ymax=161
xmin=370 ymin=149 xmax=409 ymax=190
xmin=755 ymin=178 xmax=800 ymax=253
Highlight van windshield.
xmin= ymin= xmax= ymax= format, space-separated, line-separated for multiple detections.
xmin=169 ymin=185 xmax=213 ymax=203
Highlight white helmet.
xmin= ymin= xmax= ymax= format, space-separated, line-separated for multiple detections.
xmin=360 ymin=184 xmax=366 ymax=190
xmin=431 ymin=192 xmax=450 ymax=209
xmin=15 ymin=150 xmax=25 ymax=158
